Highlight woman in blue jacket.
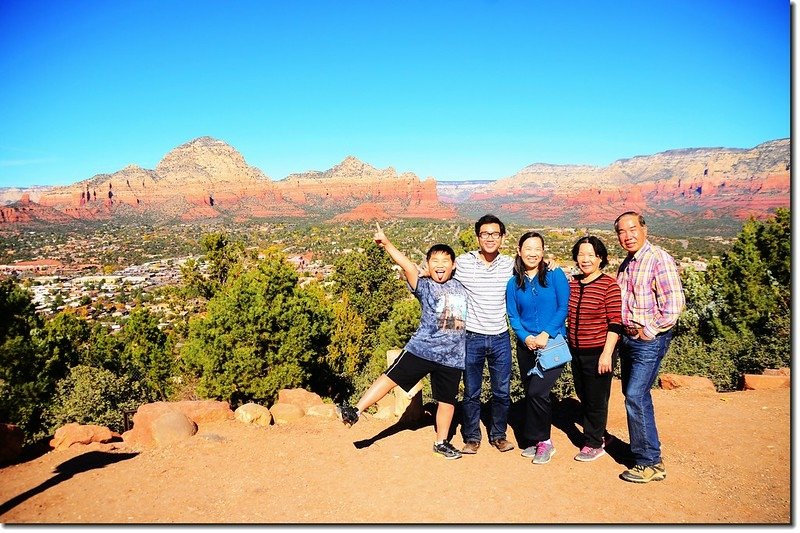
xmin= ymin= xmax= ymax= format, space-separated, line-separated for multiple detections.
xmin=506 ymin=231 xmax=570 ymax=465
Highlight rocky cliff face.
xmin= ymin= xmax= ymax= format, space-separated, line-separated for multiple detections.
xmin=461 ymin=139 xmax=789 ymax=227
xmin=278 ymin=156 xmax=454 ymax=219
xmin=5 ymin=137 xmax=788 ymax=229
xmin=19 ymin=138 xmax=452 ymax=224
xmin=0 ymin=193 xmax=75 ymax=224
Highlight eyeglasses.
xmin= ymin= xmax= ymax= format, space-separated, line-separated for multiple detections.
xmin=478 ymin=232 xmax=502 ymax=239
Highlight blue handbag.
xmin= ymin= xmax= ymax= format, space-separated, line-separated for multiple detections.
xmin=529 ymin=334 xmax=572 ymax=378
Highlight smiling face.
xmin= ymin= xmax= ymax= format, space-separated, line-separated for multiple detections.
xmin=576 ymin=242 xmax=602 ymax=277
xmin=616 ymin=214 xmax=648 ymax=254
xmin=477 ymin=222 xmax=504 ymax=255
xmin=518 ymin=235 xmax=544 ymax=272
xmin=427 ymin=251 xmax=456 ymax=283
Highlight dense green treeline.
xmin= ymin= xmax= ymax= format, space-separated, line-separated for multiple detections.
xmin=0 ymin=209 xmax=790 ymax=444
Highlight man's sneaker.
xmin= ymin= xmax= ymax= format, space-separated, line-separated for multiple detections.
xmin=433 ymin=441 xmax=462 ymax=460
xmin=620 ymin=462 xmax=666 ymax=483
xmin=520 ymin=445 xmax=538 ymax=458
xmin=336 ymin=404 xmax=359 ymax=427
xmin=531 ymin=441 xmax=556 ymax=465
xmin=574 ymin=446 xmax=606 ymax=462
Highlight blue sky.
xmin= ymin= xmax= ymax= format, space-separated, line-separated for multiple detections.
xmin=0 ymin=0 xmax=790 ymax=188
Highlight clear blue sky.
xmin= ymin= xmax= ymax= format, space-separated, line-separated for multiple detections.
xmin=0 ymin=0 xmax=790 ymax=188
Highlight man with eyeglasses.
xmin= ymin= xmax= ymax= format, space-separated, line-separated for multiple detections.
xmin=454 ymin=214 xmax=516 ymax=454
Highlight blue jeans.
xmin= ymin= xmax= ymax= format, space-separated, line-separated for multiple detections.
xmin=461 ymin=330 xmax=512 ymax=443
xmin=619 ymin=330 xmax=674 ymax=466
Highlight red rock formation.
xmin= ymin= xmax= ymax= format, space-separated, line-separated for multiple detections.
xmin=468 ymin=139 xmax=789 ymax=225
xmin=334 ymin=203 xmax=391 ymax=222
xmin=281 ymin=157 xmax=455 ymax=220
xmin=0 ymin=197 xmax=79 ymax=224
xmin=5 ymin=137 xmax=788 ymax=227
xmin=49 ymin=423 xmax=118 ymax=451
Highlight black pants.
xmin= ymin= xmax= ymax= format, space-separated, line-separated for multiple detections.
xmin=517 ymin=341 xmax=565 ymax=446
xmin=570 ymin=345 xmax=615 ymax=448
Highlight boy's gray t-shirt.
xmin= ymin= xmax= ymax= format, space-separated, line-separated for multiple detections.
xmin=404 ymin=277 xmax=468 ymax=369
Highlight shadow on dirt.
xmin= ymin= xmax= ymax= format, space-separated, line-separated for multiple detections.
xmin=352 ymin=401 xmax=437 ymax=449
xmin=0 ymin=450 xmax=139 ymax=517
xmin=506 ymin=396 xmax=635 ymax=467
xmin=353 ymin=395 xmax=635 ymax=468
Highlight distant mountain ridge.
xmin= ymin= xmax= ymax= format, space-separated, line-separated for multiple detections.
xmin=0 ymin=137 xmax=789 ymax=231
xmin=455 ymin=138 xmax=789 ymax=227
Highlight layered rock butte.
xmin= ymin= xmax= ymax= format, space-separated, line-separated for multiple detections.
xmin=1 ymin=136 xmax=789 ymax=228
xmin=17 ymin=137 xmax=453 ymax=224
xmin=462 ymin=139 xmax=789 ymax=226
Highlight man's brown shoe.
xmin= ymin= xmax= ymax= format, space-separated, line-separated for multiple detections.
xmin=461 ymin=441 xmax=480 ymax=454
xmin=490 ymin=438 xmax=515 ymax=452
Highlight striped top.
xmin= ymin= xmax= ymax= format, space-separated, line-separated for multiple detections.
xmin=567 ymin=273 xmax=623 ymax=349
xmin=616 ymin=240 xmax=685 ymax=339
xmin=454 ymin=251 xmax=515 ymax=335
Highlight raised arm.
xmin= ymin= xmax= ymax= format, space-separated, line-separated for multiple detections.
xmin=373 ymin=222 xmax=420 ymax=290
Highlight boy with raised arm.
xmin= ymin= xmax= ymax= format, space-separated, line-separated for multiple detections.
xmin=336 ymin=223 xmax=468 ymax=459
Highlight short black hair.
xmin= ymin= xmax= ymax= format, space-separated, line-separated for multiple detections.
xmin=426 ymin=244 xmax=456 ymax=262
xmin=475 ymin=214 xmax=506 ymax=236
xmin=571 ymin=235 xmax=609 ymax=270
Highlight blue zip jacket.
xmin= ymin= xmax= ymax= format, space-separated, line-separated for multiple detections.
xmin=506 ymin=266 xmax=570 ymax=342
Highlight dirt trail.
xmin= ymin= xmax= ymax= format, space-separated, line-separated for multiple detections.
xmin=0 ymin=382 xmax=790 ymax=524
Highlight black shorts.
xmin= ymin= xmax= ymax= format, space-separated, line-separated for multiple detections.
xmin=385 ymin=350 xmax=462 ymax=405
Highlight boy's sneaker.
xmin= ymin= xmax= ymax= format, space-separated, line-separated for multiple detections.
xmin=531 ymin=441 xmax=555 ymax=465
xmin=620 ymin=462 xmax=666 ymax=483
xmin=433 ymin=441 xmax=462 ymax=460
xmin=520 ymin=445 xmax=538 ymax=458
xmin=574 ymin=446 xmax=606 ymax=462
xmin=336 ymin=404 xmax=359 ymax=427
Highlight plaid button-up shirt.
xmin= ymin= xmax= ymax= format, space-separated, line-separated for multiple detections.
xmin=616 ymin=240 xmax=685 ymax=339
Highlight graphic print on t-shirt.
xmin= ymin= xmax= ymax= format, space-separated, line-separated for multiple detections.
xmin=435 ymin=292 xmax=467 ymax=331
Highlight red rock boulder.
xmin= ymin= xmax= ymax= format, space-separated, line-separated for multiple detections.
xmin=742 ymin=374 xmax=791 ymax=390
xmin=151 ymin=411 xmax=197 ymax=445
xmin=50 ymin=423 xmax=118 ymax=451
xmin=659 ymin=374 xmax=716 ymax=392
xmin=269 ymin=403 xmax=305 ymax=424
xmin=277 ymin=389 xmax=324 ymax=413
xmin=122 ymin=400 xmax=233 ymax=447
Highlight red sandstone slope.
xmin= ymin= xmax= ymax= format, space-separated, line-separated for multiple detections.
xmin=466 ymin=139 xmax=789 ymax=225
xmin=4 ymin=137 xmax=789 ymax=227
xmin=277 ymin=156 xmax=456 ymax=220
xmin=0 ymin=193 xmax=76 ymax=225
xmin=21 ymin=138 xmax=453 ymax=224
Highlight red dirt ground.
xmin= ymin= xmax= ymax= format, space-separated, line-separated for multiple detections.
xmin=0 ymin=381 xmax=790 ymax=524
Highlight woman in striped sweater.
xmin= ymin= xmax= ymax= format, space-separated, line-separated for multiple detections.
xmin=567 ymin=235 xmax=623 ymax=462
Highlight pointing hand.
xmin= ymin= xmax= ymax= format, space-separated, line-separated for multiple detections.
xmin=374 ymin=222 xmax=388 ymax=247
